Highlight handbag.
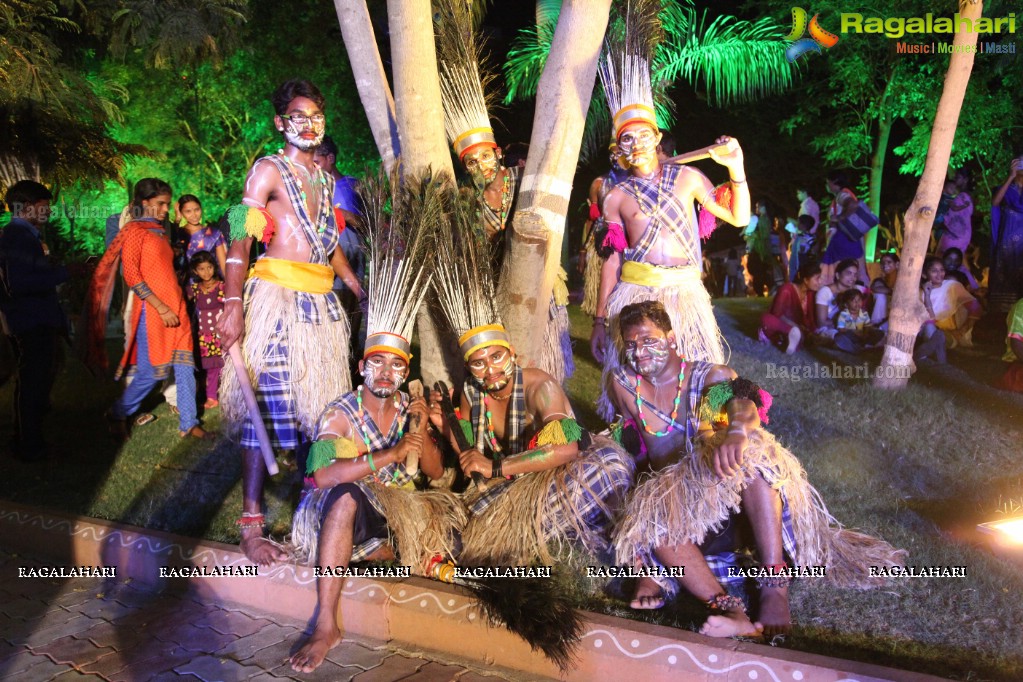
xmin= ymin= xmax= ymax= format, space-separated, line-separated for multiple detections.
xmin=837 ymin=201 xmax=879 ymax=241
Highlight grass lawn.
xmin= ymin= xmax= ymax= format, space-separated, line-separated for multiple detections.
xmin=2 ymin=298 xmax=1022 ymax=680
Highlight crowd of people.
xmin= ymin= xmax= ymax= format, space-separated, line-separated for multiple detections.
xmin=1 ymin=8 xmax=1021 ymax=674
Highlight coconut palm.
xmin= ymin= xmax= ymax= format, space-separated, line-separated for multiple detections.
xmin=504 ymin=0 xmax=797 ymax=161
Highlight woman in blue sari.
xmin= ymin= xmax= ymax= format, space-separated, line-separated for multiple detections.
xmin=991 ymin=158 xmax=1023 ymax=313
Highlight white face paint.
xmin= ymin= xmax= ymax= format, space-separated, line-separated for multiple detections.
xmin=282 ymin=113 xmax=326 ymax=151
xmin=361 ymin=354 xmax=409 ymax=398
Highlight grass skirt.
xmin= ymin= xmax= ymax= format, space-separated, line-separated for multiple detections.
xmin=613 ymin=428 xmax=906 ymax=591
xmin=221 ymin=277 xmax=351 ymax=442
xmin=581 ymin=242 xmax=602 ymax=317
xmin=539 ymin=302 xmax=574 ymax=385
xmin=291 ymin=482 xmax=466 ymax=574
xmin=459 ymin=436 xmax=634 ymax=567
xmin=597 ymin=272 xmax=725 ymax=420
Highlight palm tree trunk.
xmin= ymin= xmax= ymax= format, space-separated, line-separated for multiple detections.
xmin=386 ymin=0 xmax=459 ymax=386
xmin=875 ymin=0 xmax=982 ymax=389
xmin=499 ymin=0 xmax=611 ymax=367
xmin=332 ymin=0 xmax=401 ymax=174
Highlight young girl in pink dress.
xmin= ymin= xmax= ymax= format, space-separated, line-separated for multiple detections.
xmin=189 ymin=251 xmax=224 ymax=407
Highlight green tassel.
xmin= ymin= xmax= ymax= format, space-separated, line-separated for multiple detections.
xmin=705 ymin=381 xmax=734 ymax=414
xmin=226 ymin=204 xmax=250 ymax=243
xmin=306 ymin=439 xmax=336 ymax=476
xmin=459 ymin=419 xmax=475 ymax=447
xmin=609 ymin=420 xmax=624 ymax=445
xmin=559 ymin=418 xmax=583 ymax=443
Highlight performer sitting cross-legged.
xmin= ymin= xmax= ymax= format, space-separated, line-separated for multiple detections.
xmin=289 ymin=177 xmax=462 ymax=673
xmin=429 ymin=206 xmax=633 ymax=566
xmin=609 ymin=301 xmax=906 ymax=638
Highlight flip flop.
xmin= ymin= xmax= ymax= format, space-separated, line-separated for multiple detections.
xmin=134 ymin=413 xmax=156 ymax=427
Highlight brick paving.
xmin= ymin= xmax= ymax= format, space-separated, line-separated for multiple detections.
xmin=1 ymin=549 xmax=535 ymax=682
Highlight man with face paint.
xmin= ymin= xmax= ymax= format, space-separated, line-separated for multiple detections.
xmin=591 ymin=4 xmax=751 ymax=421
xmin=608 ymin=301 xmax=906 ymax=639
xmin=289 ymin=346 xmax=454 ymax=673
xmin=217 ymin=80 xmax=363 ymax=568
xmin=436 ymin=0 xmax=573 ymax=385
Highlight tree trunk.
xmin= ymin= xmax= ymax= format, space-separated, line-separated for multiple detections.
xmin=875 ymin=0 xmax=982 ymax=390
xmin=500 ymin=0 xmax=611 ymax=367
xmin=333 ymin=0 xmax=401 ymax=174
xmin=386 ymin=0 xmax=459 ymax=386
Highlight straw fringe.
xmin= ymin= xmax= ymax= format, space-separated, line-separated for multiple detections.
xmin=221 ymin=278 xmax=351 ymax=440
xmin=581 ymin=242 xmax=602 ymax=317
xmin=460 ymin=436 xmax=632 ymax=567
xmin=613 ymin=429 xmax=907 ymax=590
xmin=290 ymin=484 xmax=466 ymax=574
xmin=597 ymin=276 xmax=726 ymax=420
xmin=539 ymin=304 xmax=572 ymax=385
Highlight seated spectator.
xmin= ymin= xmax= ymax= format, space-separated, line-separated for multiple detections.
xmin=995 ymin=297 xmax=1023 ymax=392
xmin=921 ymin=255 xmax=982 ymax=348
xmin=942 ymin=247 xmax=979 ymax=293
xmin=833 ymin=289 xmax=883 ymax=353
xmin=870 ymin=252 xmax=900 ymax=326
xmin=814 ymin=258 xmax=864 ymax=340
xmin=759 ymin=261 xmax=822 ymax=354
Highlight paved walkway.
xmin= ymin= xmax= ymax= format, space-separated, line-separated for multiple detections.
xmin=0 ymin=549 xmax=532 ymax=682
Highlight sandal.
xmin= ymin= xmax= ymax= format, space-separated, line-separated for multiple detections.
xmin=134 ymin=413 xmax=156 ymax=427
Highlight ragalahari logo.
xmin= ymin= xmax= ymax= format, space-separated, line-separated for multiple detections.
xmin=785 ymin=7 xmax=840 ymax=61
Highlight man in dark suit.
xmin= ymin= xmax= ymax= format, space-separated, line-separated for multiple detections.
xmin=1 ymin=181 xmax=68 ymax=460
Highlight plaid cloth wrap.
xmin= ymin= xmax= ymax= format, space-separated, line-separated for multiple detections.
xmin=463 ymin=365 xmax=633 ymax=547
xmin=295 ymin=390 xmax=415 ymax=562
xmin=613 ymin=361 xmax=797 ymax=594
xmin=619 ymin=164 xmax=701 ymax=266
xmin=252 ymin=154 xmax=343 ymax=324
xmin=241 ymin=324 xmax=299 ymax=448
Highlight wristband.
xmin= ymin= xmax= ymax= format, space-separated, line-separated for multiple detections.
xmin=226 ymin=257 xmax=244 ymax=265
xmin=225 ymin=296 xmax=242 ymax=303
xmin=729 ymin=176 xmax=747 ymax=184
xmin=368 ymin=452 xmax=377 ymax=472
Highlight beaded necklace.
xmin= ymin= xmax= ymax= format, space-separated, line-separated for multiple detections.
xmin=278 ymin=150 xmax=328 ymax=233
xmin=481 ymin=392 xmax=503 ymax=454
xmin=482 ymin=171 xmax=512 ymax=231
xmin=635 ymin=358 xmax=687 ymax=437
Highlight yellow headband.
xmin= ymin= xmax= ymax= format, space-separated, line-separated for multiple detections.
xmin=364 ymin=332 xmax=412 ymax=362
xmin=613 ymin=103 xmax=657 ymax=138
xmin=453 ymin=127 xmax=498 ymax=160
xmin=458 ymin=323 xmax=511 ymax=360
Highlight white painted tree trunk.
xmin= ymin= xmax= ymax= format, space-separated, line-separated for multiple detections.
xmin=332 ymin=0 xmax=400 ymax=174
xmin=386 ymin=0 xmax=459 ymax=386
xmin=875 ymin=0 xmax=982 ymax=389
xmin=499 ymin=0 xmax=612 ymax=367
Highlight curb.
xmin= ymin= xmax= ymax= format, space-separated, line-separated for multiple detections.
xmin=0 ymin=500 xmax=948 ymax=681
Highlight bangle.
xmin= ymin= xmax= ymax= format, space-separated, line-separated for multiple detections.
xmin=368 ymin=452 xmax=377 ymax=472
xmin=729 ymin=176 xmax=747 ymax=184
xmin=226 ymin=257 xmax=244 ymax=265
xmin=225 ymin=296 xmax=242 ymax=303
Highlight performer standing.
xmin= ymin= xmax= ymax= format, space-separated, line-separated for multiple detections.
xmin=581 ymin=141 xmax=629 ymax=318
xmin=609 ymin=301 xmax=905 ymax=637
xmin=429 ymin=200 xmax=633 ymax=566
xmin=289 ymin=175 xmax=461 ymax=673
xmin=435 ymin=0 xmax=573 ymax=385
xmin=217 ymin=80 xmax=363 ymax=566
xmin=589 ymin=4 xmax=751 ymax=419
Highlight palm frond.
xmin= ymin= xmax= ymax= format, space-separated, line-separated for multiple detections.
xmin=655 ymin=7 xmax=797 ymax=107
xmin=502 ymin=13 xmax=556 ymax=104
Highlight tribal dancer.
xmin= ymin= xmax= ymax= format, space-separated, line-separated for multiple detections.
xmin=288 ymin=175 xmax=462 ymax=673
xmin=429 ymin=199 xmax=633 ymax=567
xmin=609 ymin=301 xmax=906 ymax=637
xmin=590 ymin=1 xmax=751 ymax=420
xmin=435 ymin=0 xmax=573 ymax=385
xmin=218 ymin=80 xmax=362 ymax=567
xmin=581 ymin=141 xmax=629 ymax=317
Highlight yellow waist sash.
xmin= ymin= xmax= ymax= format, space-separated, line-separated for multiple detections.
xmin=621 ymin=260 xmax=701 ymax=287
xmin=252 ymin=258 xmax=334 ymax=294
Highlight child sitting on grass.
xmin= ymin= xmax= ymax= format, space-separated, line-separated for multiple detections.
xmin=834 ymin=288 xmax=883 ymax=353
xmin=189 ymin=251 xmax=224 ymax=408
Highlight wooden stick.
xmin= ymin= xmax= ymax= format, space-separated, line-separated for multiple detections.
xmin=405 ymin=379 xmax=424 ymax=476
xmin=666 ymin=138 xmax=739 ymax=166
xmin=228 ymin=344 xmax=279 ymax=477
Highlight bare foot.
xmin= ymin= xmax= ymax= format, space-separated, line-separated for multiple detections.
xmin=629 ymin=576 xmax=665 ymax=610
xmin=754 ymin=585 xmax=792 ymax=637
xmin=240 ymin=529 xmax=287 ymax=568
xmin=700 ymin=608 xmax=763 ymax=638
xmin=290 ymin=625 xmax=342 ymax=673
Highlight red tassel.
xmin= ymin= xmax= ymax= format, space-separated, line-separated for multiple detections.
xmin=588 ymin=202 xmax=601 ymax=222
xmin=334 ymin=205 xmax=347 ymax=234
xmin=258 ymin=207 xmax=276 ymax=245
xmin=601 ymin=221 xmax=628 ymax=252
